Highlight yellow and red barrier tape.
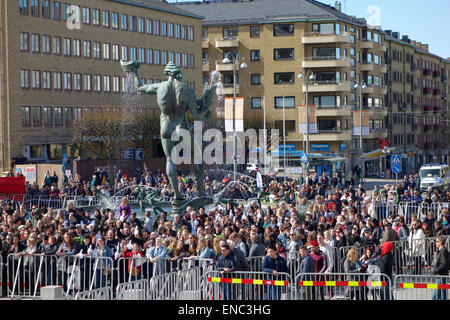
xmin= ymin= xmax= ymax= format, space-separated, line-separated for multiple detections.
xmin=208 ymin=277 xmax=289 ymax=286
xmin=399 ymin=283 xmax=450 ymax=289
xmin=298 ymin=281 xmax=386 ymax=287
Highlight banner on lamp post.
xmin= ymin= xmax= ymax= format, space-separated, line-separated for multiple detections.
xmin=353 ymin=110 xmax=370 ymax=136
xmin=298 ymin=105 xmax=318 ymax=134
xmin=224 ymin=97 xmax=244 ymax=132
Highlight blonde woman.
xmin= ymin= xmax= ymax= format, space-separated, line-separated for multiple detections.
xmin=344 ymin=248 xmax=363 ymax=300
xmin=118 ymin=197 xmax=131 ymax=221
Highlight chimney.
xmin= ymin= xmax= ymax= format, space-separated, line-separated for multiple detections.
xmin=392 ymin=32 xmax=399 ymax=39
xmin=385 ymin=30 xmax=392 ymax=36
xmin=335 ymin=1 xmax=342 ymax=12
xmin=402 ymin=35 xmax=409 ymax=42
xmin=410 ymin=40 xmax=416 ymax=46
xmin=422 ymin=44 xmax=429 ymax=52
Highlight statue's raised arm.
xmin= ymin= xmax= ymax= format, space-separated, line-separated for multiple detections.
xmin=120 ymin=60 xmax=161 ymax=94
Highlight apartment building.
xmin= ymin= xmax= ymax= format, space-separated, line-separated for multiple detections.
xmin=0 ymin=0 xmax=203 ymax=171
xmin=176 ymin=0 xmax=389 ymax=175
xmin=384 ymin=31 xmax=450 ymax=173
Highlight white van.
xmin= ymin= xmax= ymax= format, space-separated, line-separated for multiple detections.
xmin=419 ymin=164 xmax=450 ymax=192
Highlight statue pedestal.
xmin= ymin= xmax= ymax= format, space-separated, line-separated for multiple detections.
xmin=171 ymin=199 xmax=188 ymax=215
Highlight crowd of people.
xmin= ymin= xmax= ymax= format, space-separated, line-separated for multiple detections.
xmin=1 ymin=166 xmax=449 ymax=300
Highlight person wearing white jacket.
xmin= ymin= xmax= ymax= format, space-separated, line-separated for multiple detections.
xmin=408 ymin=222 xmax=425 ymax=275
xmin=317 ymin=231 xmax=334 ymax=299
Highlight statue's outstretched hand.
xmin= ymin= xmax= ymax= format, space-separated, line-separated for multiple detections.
xmin=196 ymin=85 xmax=217 ymax=119
xmin=120 ymin=60 xmax=141 ymax=73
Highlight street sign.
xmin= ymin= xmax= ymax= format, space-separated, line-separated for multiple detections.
xmin=392 ymin=164 xmax=402 ymax=174
xmin=300 ymin=153 xmax=309 ymax=163
xmin=391 ymin=155 xmax=401 ymax=164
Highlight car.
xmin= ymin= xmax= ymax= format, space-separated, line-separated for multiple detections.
xmin=419 ymin=164 xmax=450 ymax=193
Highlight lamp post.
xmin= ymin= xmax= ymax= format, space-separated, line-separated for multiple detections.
xmin=298 ymin=70 xmax=316 ymax=183
xmin=354 ymin=81 xmax=367 ymax=183
xmin=223 ymin=53 xmax=247 ymax=182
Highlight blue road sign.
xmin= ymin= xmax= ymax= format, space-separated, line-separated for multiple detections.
xmin=391 ymin=155 xmax=401 ymax=164
xmin=300 ymin=153 xmax=309 ymax=163
xmin=392 ymin=164 xmax=402 ymax=174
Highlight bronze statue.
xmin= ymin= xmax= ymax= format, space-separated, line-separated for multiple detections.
xmin=121 ymin=60 xmax=216 ymax=209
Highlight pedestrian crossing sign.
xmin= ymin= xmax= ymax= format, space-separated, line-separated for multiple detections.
xmin=301 ymin=153 xmax=309 ymax=163
xmin=391 ymin=155 xmax=401 ymax=164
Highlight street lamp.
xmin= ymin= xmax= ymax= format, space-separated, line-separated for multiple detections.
xmin=354 ymin=81 xmax=367 ymax=182
xmin=298 ymin=70 xmax=316 ymax=183
xmin=222 ymin=52 xmax=247 ymax=182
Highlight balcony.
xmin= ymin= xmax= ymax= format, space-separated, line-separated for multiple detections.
xmin=433 ymin=71 xmax=441 ymax=78
xmin=433 ymin=89 xmax=441 ymax=96
xmin=360 ymin=40 xmax=374 ymax=49
xmin=302 ymin=32 xmax=351 ymax=44
xmin=378 ymin=64 xmax=388 ymax=73
xmin=424 ymin=124 xmax=433 ymax=132
xmin=202 ymin=39 xmax=209 ymax=49
xmin=423 ymin=105 xmax=433 ymax=112
xmin=315 ymin=105 xmax=352 ymax=117
xmin=202 ymin=61 xmax=210 ymax=72
xmin=378 ymin=44 xmax=387 ymax=52
xmin=308 ymin=130 xmax=352 ymax=142
xmin=423 ymin=87 xmax=432 ymax=95
xmin=302 ymin=56 xmax=350 ymax=68
xmin=215 ymin=60 xmax=239 ymax=72
xmin=360 ymin=62 xmax=374 ymax=72
xmin=217 ymin=84 xmax=239 ymax=95
xmin=215 ymin=37 xmax=239 ymax=48
xmin=423 ymin=69 xmax=432 ymax=76
xmin=362 ymin=85 xmax=374 ymax=94
xmin=376 ymin=86 xmax=388 ymax=95
xmin=304 ymin=81 xmax=351 ymax=92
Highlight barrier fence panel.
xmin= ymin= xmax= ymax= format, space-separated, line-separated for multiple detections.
xmin=148 ymin=271 xmax=179 ymax=300
xmin=115 ymin=279 xmax=148 ymax=300
xmin=177 ymin=258 xmax=214 ymax=271
xmin=74 ymin=287 xmax=113 ymax=300
xmin=247 ymin=256 xmax=265 ymax=272
xmin=285 ymin=252 xmax=300 ymax=280
xmin=116 ymin=257 xmax=151 ymax=285
xmin=393 ymin=275 xmax=450 ymax=300
xmin=294 ymin=272 xmax=392 ymax=301
xmin=177 ymin=263 xmax=215 ymax=300
xmin=203 ymin=271 xmax=293 ymax=301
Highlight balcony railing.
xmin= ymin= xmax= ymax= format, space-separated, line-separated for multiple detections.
xmin=433 ymin=71 xmax=441 ymax=78
xmin=302 ymin=32 xmax=350 ymax=44
xmin=423 ymin=87 xmax=432 ymax=95
xmin=433 ymin=89 xmax=441 ymax=96
xmin=302 ymin=56 xmax=350 ymax=68
xmin=423 ymin=69 xmax=432 ymax=76
xmin=215 ymin=36 xmax=239 ymax=48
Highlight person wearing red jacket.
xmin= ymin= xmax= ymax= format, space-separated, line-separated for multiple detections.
xmin=309 ymin=240 xmax=327 ymax=300
xmin=122 ymin=242 xmax=144 ymax=281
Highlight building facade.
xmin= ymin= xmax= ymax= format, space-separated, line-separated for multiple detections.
xmin=0 ymin=0 xmax=203 ymax=171
xmin=177 ymin=0 xmax=449 ymax=176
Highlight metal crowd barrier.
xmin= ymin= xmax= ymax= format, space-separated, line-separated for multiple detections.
xmin=393 ymin=275 xmax=450 ymax=300
xmin=74 ymin=287 xmax=114 ymax=300
xmin=203 ymin=271 xmax=293 ymax=301
xmin=116 ymin=279 xmax=148 ymax=300
xmin=177 ymin=257 xmax=214 ymax=271
xmin=247 ymin=256 xmax=265 ymax=272
xmin=116 ymin=257 xmax=177 ymax=284
xmin=294 ymin=272 xmax=392 ymax=300
xmin=177 ymin=263 xmax=215 ymax=300
xmin=148 ymin=271 xmax=178 ymax=300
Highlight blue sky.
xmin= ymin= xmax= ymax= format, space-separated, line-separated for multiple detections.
xmin=167 ymin=0 xmax=450 ymax=59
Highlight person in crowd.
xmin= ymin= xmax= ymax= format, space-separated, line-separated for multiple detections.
xmin=262 ymin=245 xmax=288 ymax=300
xmin=432 ymin=235 xmax=449 ymax=300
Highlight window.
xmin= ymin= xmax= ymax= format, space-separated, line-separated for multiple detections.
xmin=121 ymin=14 xmax=127 ymax=30
xmin=121 ymin=45 xmax=128 ymax=61
xmin=93 ymin=42 xmax=101 ymax=59
xmin=103 ymin=76 xmax=110 ymax=92
xmin=250 ymin=26 xmax=260 ymax=38
xmin=21 ymin=70 xmax=30 ymax=88
xmin=72 ymin=39 xmax=80 ymax=56
xmin=275 ymin=120 xmax=296 ymax=133
xmin=54 ymin=107 xmax=62 ymax=126
xmin=275 ymin=96 xmax=295 ymax=108
xmin=53 ymin=36 xmax=61 ymax=55
xmin=161 ymin=21 xmax=167 ymax=36
xmin=250 ymin=50 xmax=260 ymax=61
xmin=20 ymin=33 xmax=29 ymax=52
xmin=154 ymin=50 xmax=161 ymax=65
xmin=251 ymin=97 xmax=261 ymax=109
xmin=188 ymin=54 xmax=194 ymax=69
xmin=318 ymin=120 xmax=340 ymax=131
xmin=154 ymin=20 xmax=160 ymax=35
xmin=33 ymin=107 xmax=42 ymax=126
xmin=63 ymin=38 xmax=71 ymax=56
xmin=83 ymin=74 xmax=91 ymax=91
xmin=188 ymin=26 xmax=194 ymax=40
xmin=102 ymin=11 xmax=109 ymax=27
xmin=312 ymin=23 xmax=336 ymax=35
xmin=113 ymin=76 xmax=120 ymax=93
xmin=43 ymin=71 xmax=51 ymax=89
xmin=92 ymin=9 xmax=100 ymax=25
xmin=31 ymin=70 xmax=40 ymax=89
xmin=274 ymin=48 xmax=294 ymax=60
xmin=22 ymin=107 xmax=31 ymax=126
xmin=73 ymin=108 xmax=81 ymax=122
xmin=251 ymin=74 xmax=261 ymax=85
xmin=147 ymin=49 xmax=153 ymax=64
xmin=112 ymin=44 xmax=119 ymax=61
xmin=182 ymin=53 xmax=187 ymax=68
xmin=63 ymin=72 xmax=72 ymax=90
xmin=139 ymin=48 xmax=145 ymax=63
xmin=64 ymin=107 xmax=72 ymax=126
xmin=94 ymin=75 xmax=101 ymax=92
xmin=111 ymin=12 xmax=119 ymax=29
xmin=274 ymin=72 xmax=295 ymax=85
xmin=52 ymin=1 xmax=60 ymax=20
xmin=350 ymin=34 xmax=355 ymax=44
xmin=175 ymin=24 xmax=181 ymax=38
xmin=20 ymin=0 xmax=28 ymax=15
xmin=181 ymin=25 xmax=187 ymax=40
xmin=42 ymin=0 xmax=50 ymax=18
xmin=175 ymin=52 xmax=180 ymax=66
xmin=82 ymin=7 xmax=90 ymax=24
xmin=53 ymin=72 xmax=62 ymax=90
xmin=31 ymin=34 xmax=40 ymax=53
xmin=168 ymin=23 xmax=174 ymax=38
xmin=169 ymin=51 xmax=175 ymax=64
xmin=313 ymin=96 xmax=337 ymax=107
xmin=129 ymin=16 xmax=136 ymax=32
xmin=146 ymin=19 xmax=152 ymax=34
xmin=103 ymin=43 xmax=110 ymax=60
xmin=274 ymin=24 xmax=294 ymax=36
xmin=83 ymin=40 xmax=91 ymax=58
xmin=73 ymin=73 xmax=81 ymax=91
xmin=138 ymin=17 xmax=145 ymax=33
xmin=31 ymin=0 xmax=39 ymax=16
xmin=223 ymin=27 xmax=238 ymax=39
xmin=312 ymin=47 xmax=338 ymax=59
xmin=43 ymin=107 xmax=52 ymax=126
xmin=129 ymin=46 xmax=136 ymax=61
